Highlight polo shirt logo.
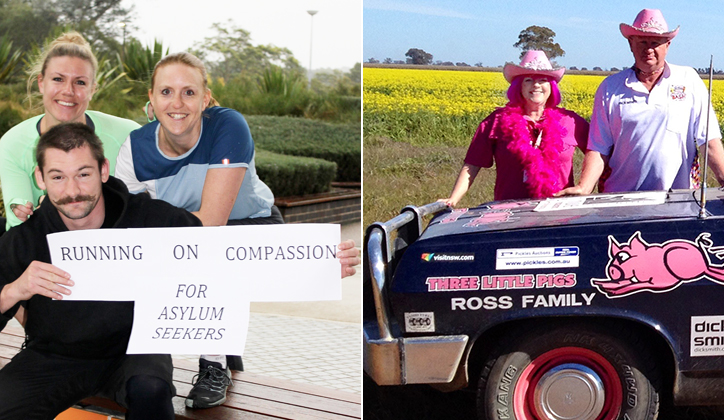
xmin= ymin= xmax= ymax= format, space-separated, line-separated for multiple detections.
xmin=670 ymin=85 xmax=686 ymax=101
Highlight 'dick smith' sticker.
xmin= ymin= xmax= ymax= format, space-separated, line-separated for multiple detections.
xmin=691 ymin=315 xmax=724 ymax=357
xmin=496 ymin=247 xmax=579 ymax=270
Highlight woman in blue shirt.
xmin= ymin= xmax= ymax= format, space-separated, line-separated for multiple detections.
xmin=115 ymin=52 xmax=359 ymax=409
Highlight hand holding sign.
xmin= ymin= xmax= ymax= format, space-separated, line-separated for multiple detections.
xmin=337 ymin=239 xmax=360 ymax=278
xmin=0 ymin=261 xmax=73 ymax=313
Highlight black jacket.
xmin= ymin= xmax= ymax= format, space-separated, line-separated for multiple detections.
xmin=0 ymin=176 xmax=202 ymax=358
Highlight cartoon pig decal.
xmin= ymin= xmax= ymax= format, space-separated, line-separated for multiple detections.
xmin=592 ymin=232 xmax=724 ymax=297
xmin=463 ymin=210 xmax=514 ymax=227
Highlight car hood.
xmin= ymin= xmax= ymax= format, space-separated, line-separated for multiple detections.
xmin=422 ymin=190 xmax=724 ymax=240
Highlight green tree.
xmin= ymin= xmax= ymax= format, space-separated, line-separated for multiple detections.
xmin=0 ymin=0 xmax=134 ymax=58
xmin=405 ymin=48 xmax=432 ymax=65
xmin=191 ymin=20 xmax=303 ymax=84
xmin=0 ymin=0 xmax=58 ymax=53
xmin=52 ymin=0 xmax=133 ymax=52
xmin=53 ymin=0 xmax=129 ymax=23
xmin=513 ymin=26 xmax=565 ymax=60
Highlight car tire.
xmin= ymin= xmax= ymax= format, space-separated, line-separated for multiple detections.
xmin=477 ymin=322 xmax=660 ymax=420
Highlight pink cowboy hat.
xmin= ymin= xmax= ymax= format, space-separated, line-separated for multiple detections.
xmin=503 ymin=50 xmax=565 ymax=83
xmin=620 ymin=9 xmax=679 ymax=40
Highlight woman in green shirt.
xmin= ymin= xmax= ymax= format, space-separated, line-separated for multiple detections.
xmin=0 ymin=31 xmax=139 ymax=231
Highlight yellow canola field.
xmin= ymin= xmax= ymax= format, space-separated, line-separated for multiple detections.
xmin=364 ymin=67 xmax=724 ymax=126
xmin=364 ymin=68 xmax=508 ymax=119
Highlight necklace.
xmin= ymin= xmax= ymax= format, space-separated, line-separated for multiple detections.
xmin=499 ymin=106 xmax=568 ymax=198
xmin=634 ymin=66 xmax=664 ymax=77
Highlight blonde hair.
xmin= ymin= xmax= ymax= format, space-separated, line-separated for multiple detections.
xmin=27 ymin=31 xmax=98 ymax=106
xmin=151 ymin=52 xmax=219 ymax=108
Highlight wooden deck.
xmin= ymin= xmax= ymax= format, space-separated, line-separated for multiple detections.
xmin=0 ymin=324 xmax=361 ymax=419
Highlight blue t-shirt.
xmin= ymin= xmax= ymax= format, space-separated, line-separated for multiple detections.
xmin=115 ymin=106 xmax=274 ymax=219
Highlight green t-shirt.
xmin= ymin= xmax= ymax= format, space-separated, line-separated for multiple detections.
xmin=0 ymin=111 xmax=140 ymax=230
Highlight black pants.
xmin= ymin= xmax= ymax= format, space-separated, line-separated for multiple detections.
xmin=0 ymin=349 xmax=174 ymax=419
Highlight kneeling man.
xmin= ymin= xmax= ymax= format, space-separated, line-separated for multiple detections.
xmin=0 ymin=123 xmax=201 ymax=418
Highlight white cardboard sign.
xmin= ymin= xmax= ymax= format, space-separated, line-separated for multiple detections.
xmin=46 ymin=224 xmax=341 ymax=354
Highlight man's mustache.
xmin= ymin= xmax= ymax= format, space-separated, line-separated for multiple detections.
xmin=53 ymin=194 xmax=95 ymax=205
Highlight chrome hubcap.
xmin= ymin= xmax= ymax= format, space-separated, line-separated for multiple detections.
xmin=533 ymin=363 xmax=606 ymax=420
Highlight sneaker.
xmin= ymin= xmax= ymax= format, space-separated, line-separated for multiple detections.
xmin=185 ymin=360 xmax=233 ymax=408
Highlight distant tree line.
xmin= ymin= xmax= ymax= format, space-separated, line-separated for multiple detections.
xmin=367 ymin=26 xmax=722 ymax=74
xmin=697 ymin=68 xmax=724 ymax=75
xmin=366 ymin=56 xmax=492 ymax=68
xmin=367 ymin=47 xmax=487 ymax=67
xmin=367 ymin=25 xmax=566 ymax=68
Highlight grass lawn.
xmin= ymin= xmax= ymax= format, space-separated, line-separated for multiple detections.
xmin=362 ymin=135 xmax=585 ymax=228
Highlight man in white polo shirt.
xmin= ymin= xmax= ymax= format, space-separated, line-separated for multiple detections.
xmin=558 ymin=8 xmax=724 ymax=194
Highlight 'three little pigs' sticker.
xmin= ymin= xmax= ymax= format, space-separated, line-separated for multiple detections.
xmin=426 ymin=273 xmax=577 ymax=292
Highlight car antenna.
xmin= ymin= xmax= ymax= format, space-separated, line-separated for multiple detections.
xmin=699 ymin=55 xmax=714 ymax=219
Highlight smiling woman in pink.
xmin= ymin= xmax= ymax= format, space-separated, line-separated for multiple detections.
xmin=0 ymin=32 xmax=140 ymax=231
xmin=441 ymin=50 xmax=589 ymax=205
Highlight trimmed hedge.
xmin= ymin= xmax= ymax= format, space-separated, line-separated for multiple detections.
xmin=246 ymin=115 xmax=360 ymax=183
xmin=255 ymin=149 xmax=337 ymax=197
xmin=0 ymin=150 xmax=335 ymax=211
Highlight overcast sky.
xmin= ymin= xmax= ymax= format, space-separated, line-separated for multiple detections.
xmin=364 ymin=0 xmax=724 ymax=71
xmin=123 ymin=0 xmax=362 ymax=70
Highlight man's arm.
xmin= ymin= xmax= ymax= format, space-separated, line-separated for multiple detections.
xmin=557 ymin=79 xmax=615 ymax=196
xmin=702 ymin=139 xmax=724 ymax=186
xmin=0 ymin=261 xmax=72 ymax=313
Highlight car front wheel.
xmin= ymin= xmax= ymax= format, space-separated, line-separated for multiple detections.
xmin=477 ymin=322 xmax=660 ymax=420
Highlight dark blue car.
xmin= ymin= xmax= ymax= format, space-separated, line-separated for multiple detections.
xmin=364 ymin=189 xmax=724 ymax=420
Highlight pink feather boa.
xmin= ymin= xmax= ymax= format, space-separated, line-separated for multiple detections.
xmin=499 ymin=106 xmax=568 ymax=198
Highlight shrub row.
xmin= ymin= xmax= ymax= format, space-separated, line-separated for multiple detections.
xmin=255 ymin=150 xmax=337 ymax=197
xmin=246 ymin=115 xmax=361 ymax=183
xmin=0 ymin=103 xmax=360 ymax=204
